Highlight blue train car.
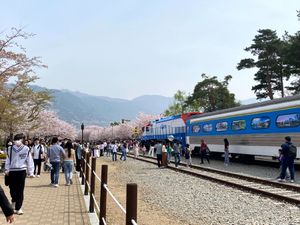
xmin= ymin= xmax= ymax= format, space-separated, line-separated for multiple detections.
xmin=186 ymin=95 xmax=300 ymax=158
xmin=141 ymin=112 xmax=200 ymax=146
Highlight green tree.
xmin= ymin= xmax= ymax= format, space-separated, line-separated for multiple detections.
xmin=187 ymin=74 xmax=240 ymax=112
xmin=237 ymin=29 xmax=289 ymax=99
xmin=283 ymin=32 xmax=300 ymax=94
xmin=164 ymin=90 xmax=189 ymax=116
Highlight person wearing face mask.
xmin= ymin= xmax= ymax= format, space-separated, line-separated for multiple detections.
xmin=32 ymin=138 xmax=44 ymax=178
xmin=5 ymin=133 xmax=34 ymax=215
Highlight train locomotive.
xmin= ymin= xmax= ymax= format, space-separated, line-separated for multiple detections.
xmin=141 ymin=112 xmax=200 ymax=146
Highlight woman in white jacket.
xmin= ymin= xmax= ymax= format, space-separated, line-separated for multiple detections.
xmin=5 ymin=133 xmax=34 ymax=215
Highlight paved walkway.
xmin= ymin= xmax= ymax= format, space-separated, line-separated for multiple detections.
xmin=0 ymin=171 xmax=91 ymax=225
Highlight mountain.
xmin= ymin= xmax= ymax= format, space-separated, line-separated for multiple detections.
xmin=32 ymin=86 xmax=172 ymax=127
xmin=240 ymin=98 xmax=267 ymax=105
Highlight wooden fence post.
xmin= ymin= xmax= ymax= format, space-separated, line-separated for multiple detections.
xmin=126 ymin=183 xmax=138 ymax=225
xmin=84 ymin=152 xmax=90 ymax=195
xmin=89 ymin=157 xmax=96 ymax=212
xmin=81 ymin=151 xmax=86 ymax=185
xmin=99 ymin=165 xmax=108 ymax=225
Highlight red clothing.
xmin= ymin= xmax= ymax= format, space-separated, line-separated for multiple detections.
xmin=200 ymin=143 xmax=207 ymax=152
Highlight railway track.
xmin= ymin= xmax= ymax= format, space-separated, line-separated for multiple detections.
xmin=128 ymin=154 xmax=300 ymax=206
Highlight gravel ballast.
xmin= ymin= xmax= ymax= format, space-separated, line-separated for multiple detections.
xmin=101 ymin=157 xmax=300 ymax=225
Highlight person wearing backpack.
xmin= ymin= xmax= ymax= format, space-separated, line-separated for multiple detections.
xmin=278 ymin=136 xmax=296 ymax=183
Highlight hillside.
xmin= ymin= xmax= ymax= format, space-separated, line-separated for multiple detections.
xmin=32 ymin=86 xmax=172 ymax=126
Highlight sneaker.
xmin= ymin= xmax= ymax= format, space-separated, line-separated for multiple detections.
xmin=30 ymin=175 xmax=35 ymax=178
xmin=277 ymin=178 xmax=284 ymax=182
xmin=36 ymin=175 xmax=40 ymax=178
xmin=290 ymin=180 xmax=295 ymax=183
xmin=70 ymin=179 xmax=73 ymax=185
xmin=65 ymin=183 xmax=70 ymax=186
xmin=53 ymin=184 xmax=59 ymax=188
xmin=15 ymin=209 xmax=23 ymax=215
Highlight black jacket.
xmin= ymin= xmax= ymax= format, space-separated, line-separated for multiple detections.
xmin=0 ymin=185 xmax=13 ymax=217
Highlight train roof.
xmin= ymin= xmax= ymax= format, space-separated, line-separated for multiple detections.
xmin=151 ymin=112 xmax=200 ymax=124
xmin=189 ymin=94 xmax=300 ymax=121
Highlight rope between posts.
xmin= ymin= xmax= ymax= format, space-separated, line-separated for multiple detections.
xmin=93 ymin=170 xmax=101 ymax=182
xmin=86 ymin=181 xmax=90 ymax=190
xmin=103 ymin=184 xmax=127 ymax=214
xmin=92 ymin=194 xmax=100 ymax=213
xmin=102 ymin=217 xmax=107 ymax=225
xmin=131 ymin=219 xmax=138 ymax=225
xmin=86 ymin=162 xmax=92 ymax=170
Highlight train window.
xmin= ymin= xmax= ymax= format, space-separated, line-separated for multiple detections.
xmin=216 ymin=122 xmax=228 ymax=132
xmin=232 ymin=120 xmax=246 ymax=131
xmin=276 ymin=114 xmax=300 ymax=128
xmin=203 ymin=124 xmax=213 ymax=132
xmin=251 ymin=117 xmax=270 ymax=129
xmin=192 ymin=125 xmax=201 ymax=133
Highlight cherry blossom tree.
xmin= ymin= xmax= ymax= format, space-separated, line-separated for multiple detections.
xmin=0 ymin=28 xmax=51 ymax=137
xmin=76 ymin=113 xmax=161 ymax=141
xmin=29 ymin=111 xmax=77 ymax=140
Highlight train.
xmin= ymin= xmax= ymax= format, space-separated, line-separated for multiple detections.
xmin=141 ymin=95 xmax=300 ymax=159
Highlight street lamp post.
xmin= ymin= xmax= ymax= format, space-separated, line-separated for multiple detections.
xmin=81 ymin=123 xmax=84 ymax=144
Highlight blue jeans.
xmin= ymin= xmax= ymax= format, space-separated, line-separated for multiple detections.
xmin=167 ymin=152 xmax=172 ymax=162
xmin=64 ymin=160 xmax=73 ymax=184
xmin=174 ymin=153 xmax=181 ymax=167
xmin=112 ymin=152 xmax=117 ymax=161
xmin=120 ymin=151 xmax=126 ymax=161
xmin=280 ymin=157 xmax=295 ymax=180
xmin=224 ymin=151 xmax=229 ymax=165
xmin=50 ymin=162 xmax=60 ymax=184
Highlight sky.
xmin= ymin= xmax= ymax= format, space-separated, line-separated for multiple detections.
xmin=1 ymin=0 xmax=299 ymax=100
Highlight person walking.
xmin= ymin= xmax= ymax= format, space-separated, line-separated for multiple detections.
xmin=75 ymin=142 xmax=82 ymax=172
xmin=5 ymin=133 xmax=34 ymax=215
xmin=133 ymin=142 xmax=139 ymax=158
xmin=200 ymin=139 xmax=210 ymax=164
xmin=64 ymin=141 xmax=76 ymax=186
xmin=166 ymin=143 xmax=173 ymax=164
xmin=224 ymin=138 xmax=230 ymax=166
xmin=99 ymin=142 xmax=104 ymax=157
xmin=46 ymin=137 xmax=65 ymax=187
xmin=32 ymin=138 xmax=44 ymax=178
xmin=185 ymin=144 xmax=192 ymax=167
xmin=112 ymin=142 xmax=118 ymax=161
xmin=148 ymin=143 xmax=155 ymax=157
xmin=173 ymin=141 xmax=181 ymax=167
xmin=162 ymin=142 xmax=167 ymax=167
xmin=92 ymin=143 xmax=100 ymax=158
xmin=278 ymin=136 xmax=296 ymax=183
xmin=120 ymin=143 xmax=127 ymax=161
xmin=0 ymin=185 xmax=14 ymax=223
xmin=155 ymin=141 xmax=163 ymax=168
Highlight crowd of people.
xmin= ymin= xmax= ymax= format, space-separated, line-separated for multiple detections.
xmin=0 ymin=133 xmax=297 ymax=223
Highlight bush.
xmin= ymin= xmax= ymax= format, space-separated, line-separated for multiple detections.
xmin=0 ymin=154 xmax=7 ymax=159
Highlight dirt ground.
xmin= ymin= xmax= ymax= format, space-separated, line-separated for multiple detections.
xmin=94 ymin=158 xmax=183 ymax=225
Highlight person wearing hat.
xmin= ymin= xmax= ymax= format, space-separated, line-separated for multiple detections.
xmin=5 ymin=133 xmax=34 ymax=215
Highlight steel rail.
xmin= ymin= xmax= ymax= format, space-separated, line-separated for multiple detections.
xmin=140 ymin=154 xmax=300 ymax=192
xmin=129 ymin=155 xmax=300 ymax=206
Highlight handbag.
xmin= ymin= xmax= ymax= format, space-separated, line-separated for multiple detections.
xmin=4 ymin=175 xmax=10 ymax=186
xmin=5 ymin=147 xmax=13 ymax=186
